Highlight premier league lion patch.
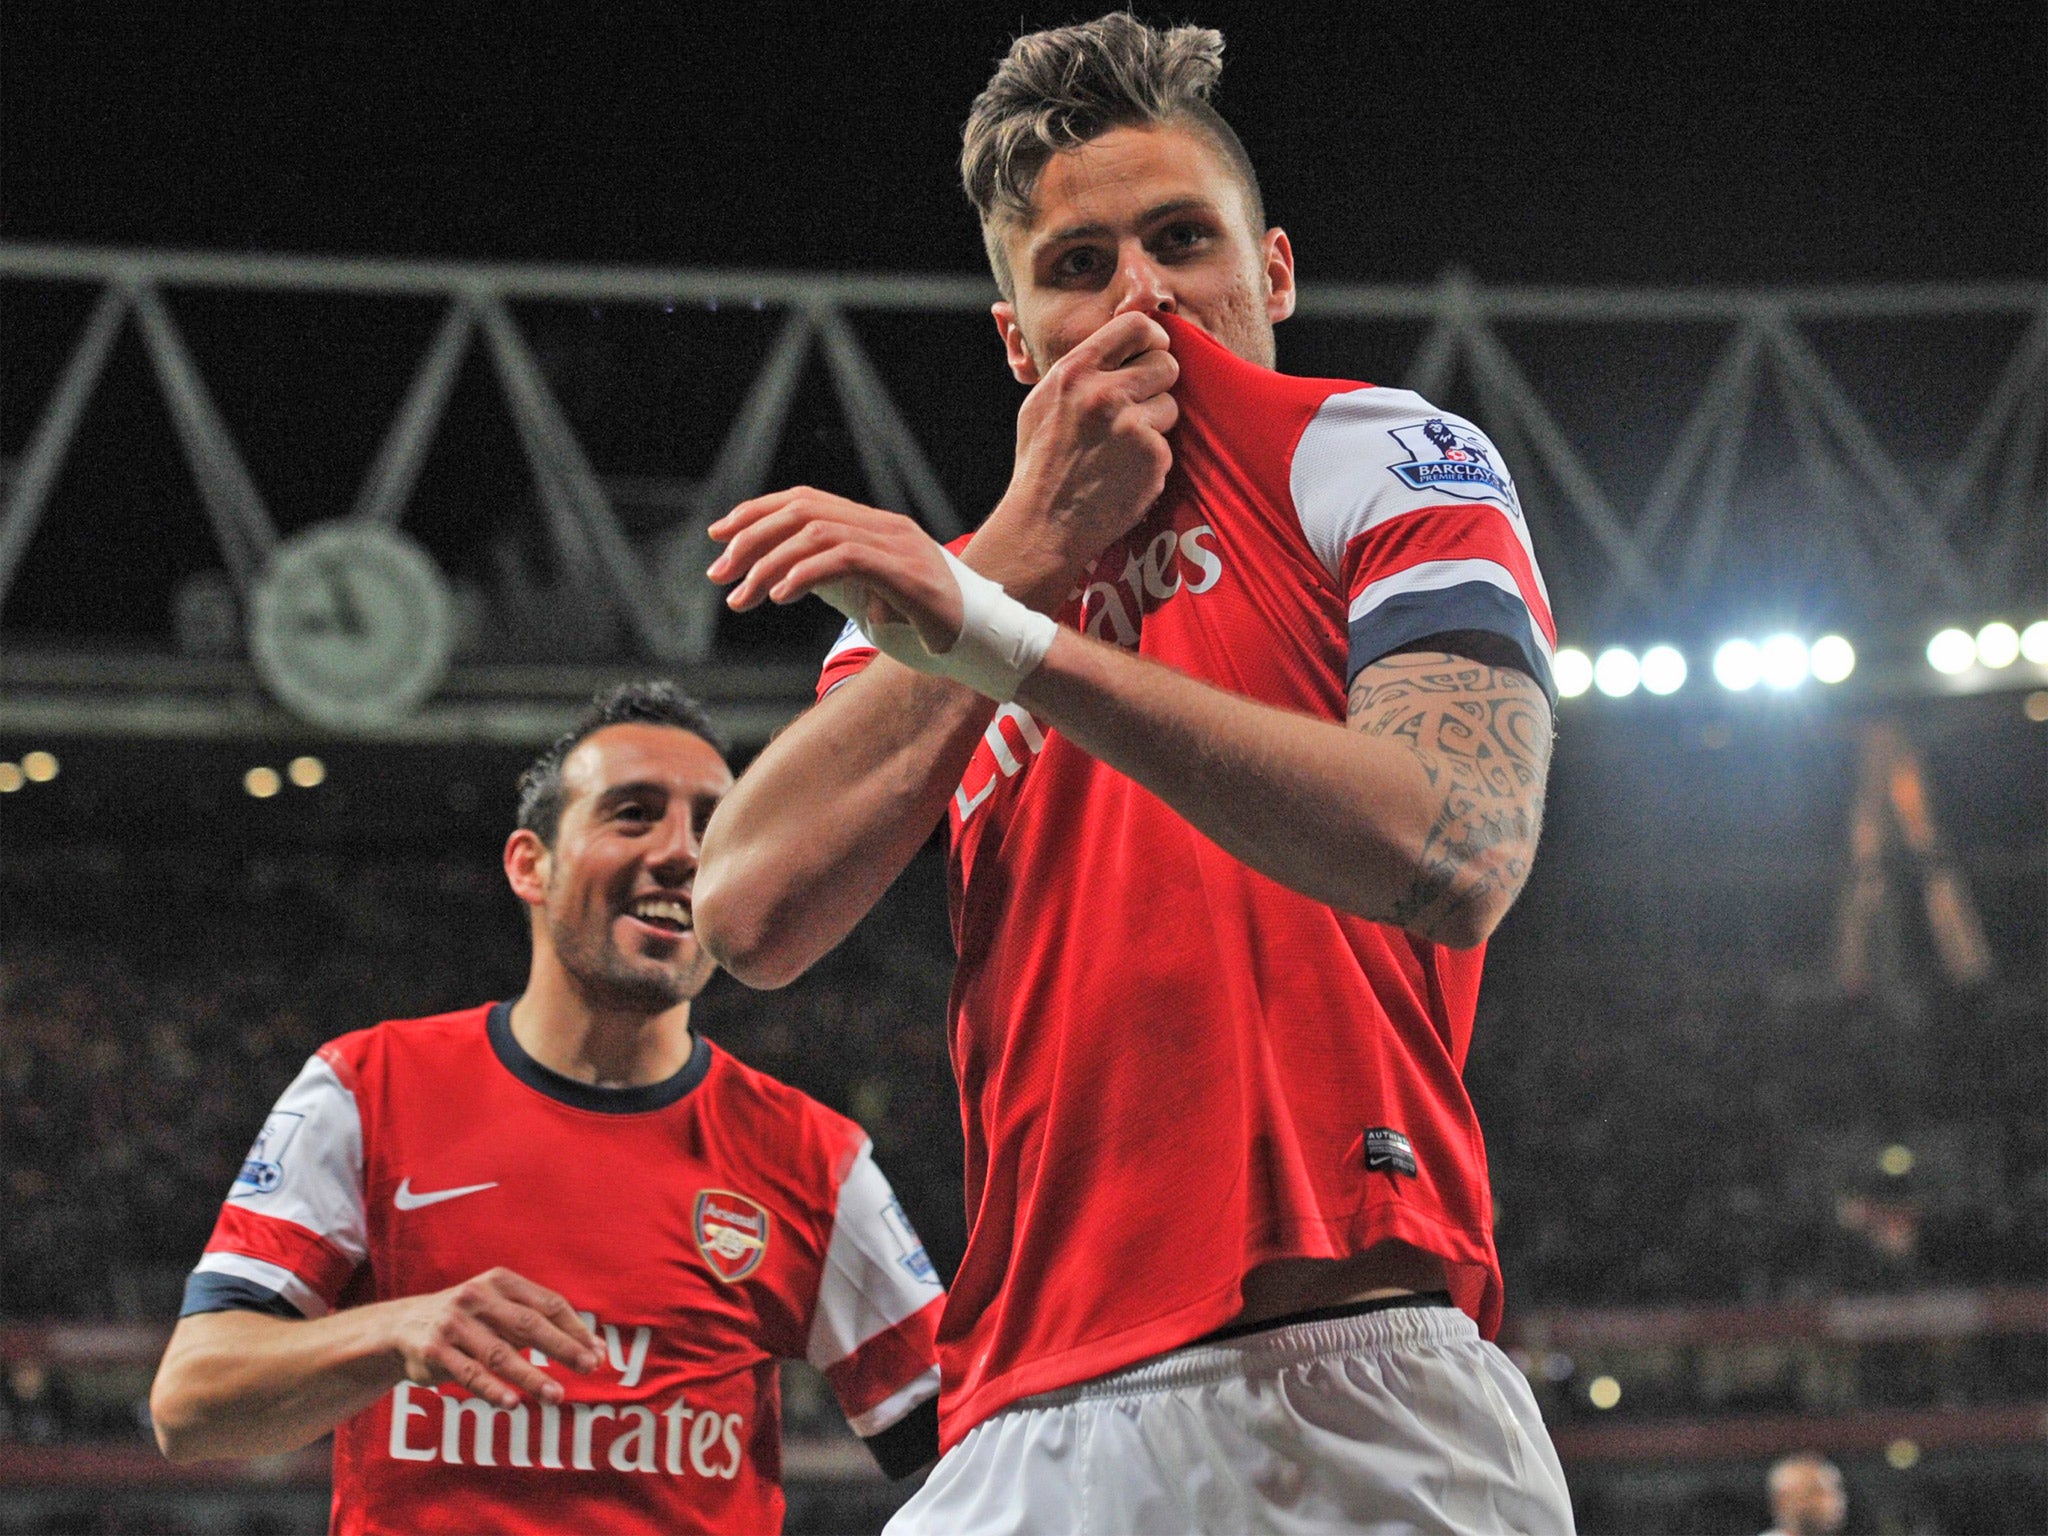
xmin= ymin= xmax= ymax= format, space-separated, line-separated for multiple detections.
xmin=694 ymin=1190 xmax=772 ymax=1283
xmin=230 ymin=1110 xmax=305 ymax=1198
xmin=1385 ymin=418 xmax=1521 ymax=513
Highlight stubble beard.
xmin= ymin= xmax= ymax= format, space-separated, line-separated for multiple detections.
xmin=548 ymin=908 xmax=709 ymax=1016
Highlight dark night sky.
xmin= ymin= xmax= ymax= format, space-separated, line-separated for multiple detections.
xmin=5 ymin=1 xmax=2044 ymax=285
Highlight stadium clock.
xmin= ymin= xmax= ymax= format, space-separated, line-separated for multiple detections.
xmin=248 ymin=521 xmax=455 ymax=731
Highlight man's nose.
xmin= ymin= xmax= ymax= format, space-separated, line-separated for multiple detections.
xmin=1111 ymin=246 xmax=1175 ymax=317
xmin=646 ymin=814 xmax=700 ymax=878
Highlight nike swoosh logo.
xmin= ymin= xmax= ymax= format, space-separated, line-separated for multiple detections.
xmin=394 ymin=1178 xmax=499 ymax=1211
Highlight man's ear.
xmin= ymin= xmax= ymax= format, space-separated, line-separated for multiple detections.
xmin=992 ymin=302 xmax=1041 ymax=385
xmin=504 ymin=828 xmax=550 ymax=907
xmin=1263 ymin=228 xmax=1297 ymax=324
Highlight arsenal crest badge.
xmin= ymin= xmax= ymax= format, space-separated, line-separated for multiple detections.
xmin=694 ymin=1190 xmax=772 ymax=1283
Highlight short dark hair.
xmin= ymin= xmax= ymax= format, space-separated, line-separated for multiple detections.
xmin=961 ymin=13 xmax=1266 ymax=298
xmin=516 ymin=681 xmax=728 ymax=846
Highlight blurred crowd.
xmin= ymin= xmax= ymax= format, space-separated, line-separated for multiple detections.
xmin=0 ymin=831 xmax=2042 ymax=1528
xmin=1470 ymin=954 xmax=2047 ymax=1310
xmin=0 ymin=838 xmax=964 ymax=1331
xmin=5 ymin=838 xmax=2040 ymax=1327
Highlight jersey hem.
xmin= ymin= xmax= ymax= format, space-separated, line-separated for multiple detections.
xmin=936 ymin=1206 xmax=1500 ymax=1452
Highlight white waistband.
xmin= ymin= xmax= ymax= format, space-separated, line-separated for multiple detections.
xmin=1020 ymin=1303 xmax=1480 ymax=1406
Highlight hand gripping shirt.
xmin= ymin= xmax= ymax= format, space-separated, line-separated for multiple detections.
xmin=182 ymin=1003 xmax=944 ymax=1536
xmin=817 ymin=315 xmax=1557 ymax=1451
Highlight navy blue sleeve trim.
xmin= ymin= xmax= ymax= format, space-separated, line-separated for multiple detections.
xmin=1348 ymin=582 xmax=1557 ymax=705
xmin=180 ymin=1270 xmax=304 ymax=1320
xmin=863 ymin=1395 xmax=939 ymax=1480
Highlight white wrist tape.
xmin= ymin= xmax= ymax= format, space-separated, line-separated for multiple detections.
xmin=824 ymin=549 xmax=1058 ymax=703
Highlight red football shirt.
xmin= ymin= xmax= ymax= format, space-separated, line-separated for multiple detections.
xmin=185 ymin=1003 xmax=944 ymax=1535
xmin=817 ymin=315 xmax=1556 ymax=1449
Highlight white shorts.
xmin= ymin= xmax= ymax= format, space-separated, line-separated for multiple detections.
xmin=885 ymin=1302 xmax=1575 ymax=1536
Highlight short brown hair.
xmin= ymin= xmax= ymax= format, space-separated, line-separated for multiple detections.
xmin=961 ymin=14 xmax=1266 ymax=297
xmin=516 ymin=680 xmax=726 ymax=846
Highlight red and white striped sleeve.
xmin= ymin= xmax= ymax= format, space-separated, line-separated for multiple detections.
xmin=182 ymin=1043 xmax=367 ymax=1320
xmin=805 ymin=1140 xmax=944 ymax=1477
xmin=1290 ymin=387 xmax=1557 ymax=703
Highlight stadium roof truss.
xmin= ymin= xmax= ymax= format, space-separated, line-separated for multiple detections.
xmin=0 ymin=244 xmax=2042 ymax=743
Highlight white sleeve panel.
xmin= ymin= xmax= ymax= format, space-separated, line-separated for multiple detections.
xmin=1289 ymin=386 xmax=1548 ymax=610
xmin=805 ymin=1142 xmax=945 ymax=1372
xmin=223 ymin=1053 xmax=368 ymax=1267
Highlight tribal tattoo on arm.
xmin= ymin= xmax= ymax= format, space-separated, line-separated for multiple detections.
xmin=1346 ymin=643 xmax=1554 ymax=943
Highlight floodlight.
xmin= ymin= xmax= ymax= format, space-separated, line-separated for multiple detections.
xmin=1714 ymin=639 xmax=1761 ymax=691
xmin=1975 ymin=622 xmax=2020 ymax=668
xmin=1594 ymin=648 xmax=1640 ymax=697
xmin=244 ymin=766 xmax=283 ymax=799
xmin=1639 ymin=645 xmax=1687 ymax=695
xmin=1553 ymin=648 xmax=1593 ymax=699
xmin=1810 ymin=634 xmax=1856 ymax=684
xmin=1759 ymin=633 xmax=1809 ymax=690
xmin=1927 ymin=628 xmax=1976 ymax=674
xmin=2022 ymin=621 xmax=2048 ymax=665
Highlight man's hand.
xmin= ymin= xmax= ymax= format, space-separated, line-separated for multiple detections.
xmin=703 ymin=311 xmax=1177 ymax=635
xmin=974 ymin=311 xmax=1180 ymax=609
xmin=383 ymin=1267 xmax=602 ymax=1410
xmin=151 ymin=1267 xmax=605 ymax=1463
xmin=708 ymin=490 xmax=963 ymax=652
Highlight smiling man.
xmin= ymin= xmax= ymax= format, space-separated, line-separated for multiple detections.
xmin=149 ymin=683 xmax=944 ymax=1535
xmin=695 ymin=14 xmax=1571 ymax=1533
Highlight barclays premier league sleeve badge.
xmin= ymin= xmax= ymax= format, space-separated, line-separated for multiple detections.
xmin=230 ymin=1111 xmax=306 ymax=1198
xmin=1386 ymin=418 xmax=1521 ymax=516
xmin=694 ymin=1190 xmax=772 ymax=1283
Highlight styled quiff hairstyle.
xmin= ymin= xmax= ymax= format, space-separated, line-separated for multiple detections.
xmin=961 ymin=13 xmax=1266 ymax=298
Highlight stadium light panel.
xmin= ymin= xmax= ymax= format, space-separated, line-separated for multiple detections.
xmin=1553 ymin=648 xmax=1593 ymax=699
xmin=20 ymin=750 xmax=58 ymax=782
xmin=1714 ymin=639 xmax=1762 ymax=691
xmin=1927 ymin=628 xmax=1976 ymax=674
xmin=1593 ymin=648 xmax=1640 ymax=697
xmin=2022 ymin=621 xmax=2048 ymax=665
xmin=1975 ymin=622 xmax=2020 ymax=668
xmin=288 ymin=755 xmax=327 ymax=788
xmin=1757 ymin=634 xmax=1808 ymax=690
xmin=1810 ymin=634 xmax=1856 ymax=684
xmin=1639 ymin=645 xmax=1687 ymax=695
xmin=244 ymin=766 xmax=283 ymax=799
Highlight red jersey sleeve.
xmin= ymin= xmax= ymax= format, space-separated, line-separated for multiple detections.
xmin=803 ymin=1141 xmax=943 ymax=1473
xmin=182 ymin=1040 xmax=369 ymax=1319
xmin=1289 ymin=389 xmax=1557 ymax=703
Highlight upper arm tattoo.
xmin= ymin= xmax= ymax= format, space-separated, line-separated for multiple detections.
xmin=1345 ymin=649 xmax=1553 ymax=940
